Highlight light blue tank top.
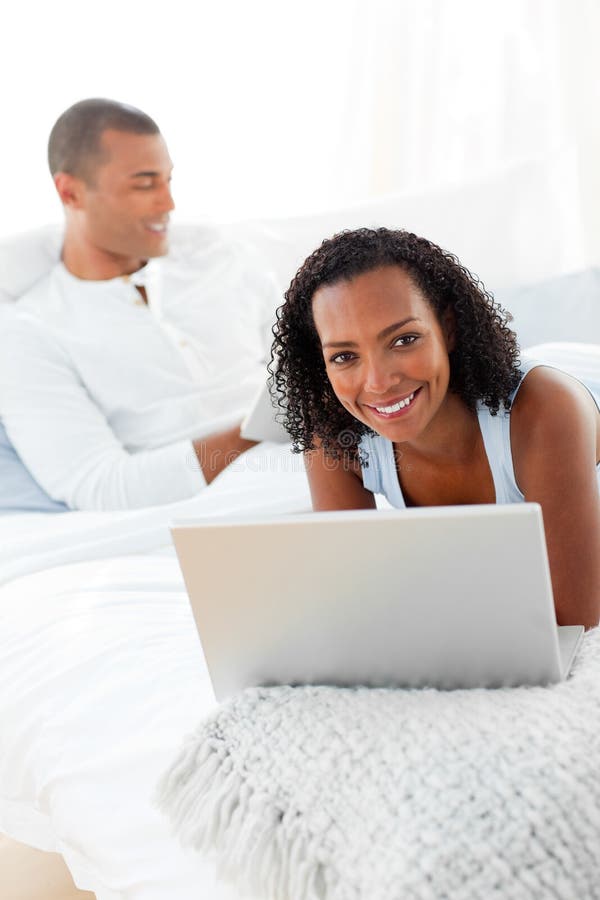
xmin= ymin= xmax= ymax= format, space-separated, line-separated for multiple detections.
xmin=359 ymin=359 xmax=600 ymax=507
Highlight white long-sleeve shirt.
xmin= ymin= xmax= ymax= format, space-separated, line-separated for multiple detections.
xmin=0 ymin=231 xmax=280 ymax=510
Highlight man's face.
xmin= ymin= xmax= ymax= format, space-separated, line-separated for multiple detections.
xmin=76 ymin=129 xmax=175 ymax=267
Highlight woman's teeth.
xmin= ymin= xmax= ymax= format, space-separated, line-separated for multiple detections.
xmin=375 ymin=392 xmax=415 ymax=414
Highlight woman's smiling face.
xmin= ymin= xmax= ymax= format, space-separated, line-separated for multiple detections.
xmin=311 ymin=265 xmax=455 ymax=443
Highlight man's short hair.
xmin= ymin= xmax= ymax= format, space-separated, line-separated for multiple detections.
xmin=48 ymin=98 xmax=160 ymax=184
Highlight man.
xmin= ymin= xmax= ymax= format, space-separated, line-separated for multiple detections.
xmin=0 ymin=98 xmax=279 ymax=510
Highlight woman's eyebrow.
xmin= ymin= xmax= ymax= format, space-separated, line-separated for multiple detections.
xmin=322 ymin=339 xmax=359 ymax=349
xmin=377 ymin=317 xmax=421 ymax=338
xmin=322 ymin=317 xmax=421 ymax=349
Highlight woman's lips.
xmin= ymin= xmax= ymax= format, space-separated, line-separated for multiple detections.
xmin=365 ymin=386 xmax=422 ymax=420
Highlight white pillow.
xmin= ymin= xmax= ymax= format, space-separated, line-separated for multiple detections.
xmin=221 ymin=144 xmax=587 ymax=294
xmin=0 ymin=224 xmax=62 ymax=303
xmin=499 ymin=269 xmax=600 ymax=347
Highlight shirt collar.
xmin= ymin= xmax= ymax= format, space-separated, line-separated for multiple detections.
xmin=56 ymin=259 xmax=157 ymax=288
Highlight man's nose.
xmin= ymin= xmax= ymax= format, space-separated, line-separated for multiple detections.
xmin=157 ymin=182 xmax=175 ymax=213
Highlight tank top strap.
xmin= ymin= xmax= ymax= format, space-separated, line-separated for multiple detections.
xmin=359 ymin=432 xmax=406 ymax=508
xmin=476 ymin=358 xmax=544 ymax=505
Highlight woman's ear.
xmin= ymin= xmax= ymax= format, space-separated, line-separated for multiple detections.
xmin=443 ymin=309 xmax=456 ymax=352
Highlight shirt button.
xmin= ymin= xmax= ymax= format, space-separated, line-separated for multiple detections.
xmin=179 ymin=339 xmax=188 ymax=347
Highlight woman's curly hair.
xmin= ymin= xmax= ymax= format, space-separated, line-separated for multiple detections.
xmin=270 ymin=227 xmax=521 ymax=457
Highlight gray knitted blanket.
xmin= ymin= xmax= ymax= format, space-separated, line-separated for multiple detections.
xmin=158 ymin=630 xmax=600 ymax=900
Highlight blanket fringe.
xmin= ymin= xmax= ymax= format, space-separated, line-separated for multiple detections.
xmin=157 ymin=730 xmax=327 ymax=900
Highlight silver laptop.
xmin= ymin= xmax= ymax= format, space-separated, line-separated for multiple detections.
xmin=171 ymin=504 xmax=583 ymax=700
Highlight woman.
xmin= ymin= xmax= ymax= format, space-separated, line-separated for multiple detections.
xmin=271 ymin=228 xmax=600 ymax=629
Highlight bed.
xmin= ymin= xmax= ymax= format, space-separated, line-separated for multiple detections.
xmin=0 ymin=446 xmax=311 ymax=900
xmin=1 ymin=150 xmax=599 ymax=900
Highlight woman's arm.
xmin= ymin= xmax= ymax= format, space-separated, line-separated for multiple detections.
xmin=304 ymin=445 xmax=376 ymax=511
xmin=511 ymin=367 xmax=600 ymax=629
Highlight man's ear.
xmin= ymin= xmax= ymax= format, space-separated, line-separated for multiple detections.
xmin=53 ymin=172 xmax=86 ymax=210
xmin=443 ymin=309 xmax=456 ymax=352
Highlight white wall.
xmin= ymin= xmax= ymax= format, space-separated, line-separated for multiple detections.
xmin=2 ymin=0 xmax=362 ymax=234
xmin=3 ymin=0 xmax=600 ymax=268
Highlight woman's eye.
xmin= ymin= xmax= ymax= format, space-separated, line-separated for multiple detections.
xmin=393 ymin=334 xmax=418 ymax=348
xmin=329 ymin=352 xmax=356 ymax=365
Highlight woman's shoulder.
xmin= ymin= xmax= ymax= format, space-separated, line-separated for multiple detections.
xmin=512 ymin=365 xmax=596 ymax=418
xmin=510 ymin=365 xmax=599 ymax=468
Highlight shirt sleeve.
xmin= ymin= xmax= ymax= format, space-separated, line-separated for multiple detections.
xmin=0 ymin=312 xmax=206 ymax=511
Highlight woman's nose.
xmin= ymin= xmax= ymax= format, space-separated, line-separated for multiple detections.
xmin=362 ymin=357 xmax=399 ymax=395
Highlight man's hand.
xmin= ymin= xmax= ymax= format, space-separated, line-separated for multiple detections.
xmin=192 ymin=425 xmax=258 ymax=485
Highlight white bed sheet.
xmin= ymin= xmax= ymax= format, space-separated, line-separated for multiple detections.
xmin=0 ymin=442 xmax=311 ymax=899
xmin=0 ymin=554 xmax=248 ymax=899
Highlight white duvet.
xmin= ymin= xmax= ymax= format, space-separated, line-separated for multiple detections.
xmin=0 ymin=443 xmax=311 ymax=900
